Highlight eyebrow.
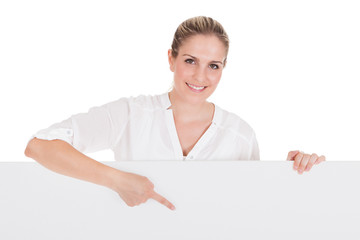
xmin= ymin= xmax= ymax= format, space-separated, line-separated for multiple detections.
xmin=182 ymin=54 xmax=224 ymax=65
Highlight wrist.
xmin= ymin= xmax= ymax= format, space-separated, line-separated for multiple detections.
xmin=103 ymin=166 xmax=126 ymax=191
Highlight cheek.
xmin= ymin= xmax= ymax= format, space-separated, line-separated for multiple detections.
xmin=208 ymin=70 xmax=222 ymax=85
xmin=174 ymin=64 xmax=192 ymax=82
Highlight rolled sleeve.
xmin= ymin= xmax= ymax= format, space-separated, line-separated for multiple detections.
xmin=29 ymin=118 xmax=74 ymax=145
xmin=30 ymin=97 xmax=130 ymax=154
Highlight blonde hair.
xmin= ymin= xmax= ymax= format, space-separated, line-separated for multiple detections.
xmin=168 ymin=16 xmax=229 ymax=91
xmin=171 ymin=16 xmax=229 ymax=60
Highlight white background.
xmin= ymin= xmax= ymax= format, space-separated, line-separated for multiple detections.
xmin=1 ymin=0 xmax=359 ymax=161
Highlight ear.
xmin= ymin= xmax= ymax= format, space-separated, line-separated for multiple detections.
xmin=168 ymin=49 xmax=175 ymax=72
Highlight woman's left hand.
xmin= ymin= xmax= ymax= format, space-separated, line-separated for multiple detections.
xmin=287 ymin=150 xmax=326 ymax=174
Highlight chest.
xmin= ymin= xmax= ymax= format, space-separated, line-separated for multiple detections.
xmin=174 ymin=120 xmax=212 ymax=156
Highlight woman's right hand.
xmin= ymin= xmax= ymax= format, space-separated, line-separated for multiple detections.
xmin=109 ymin=170 xmax=176 ymax=210
xmin=25 ymin=138 xmax=175 ymax=210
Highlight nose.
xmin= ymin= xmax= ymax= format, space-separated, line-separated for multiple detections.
xmin=193 ymin=64 xmax=207 ymax=85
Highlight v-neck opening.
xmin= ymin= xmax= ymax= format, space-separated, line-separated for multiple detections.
xmin=162 ymin=92 xmax=220 ymax=160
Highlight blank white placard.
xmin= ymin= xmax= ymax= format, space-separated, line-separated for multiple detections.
xmin=0 ymin=161 xmax=359 ymax=240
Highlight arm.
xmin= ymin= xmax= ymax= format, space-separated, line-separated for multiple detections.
xmin=24 ymin=137 xmax=175 ymax=210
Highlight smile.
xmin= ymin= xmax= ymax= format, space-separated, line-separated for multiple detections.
xmin=186 ymin=82 xmax=207 ymax=92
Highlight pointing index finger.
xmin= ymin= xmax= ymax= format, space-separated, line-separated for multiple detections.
xmin=151 ymin=191 xmax=176 ymax=211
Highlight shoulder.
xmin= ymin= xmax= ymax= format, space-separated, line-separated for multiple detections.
xmin=103 ymin=93 xmax=164 ymax=112
xmin=215 ymin=105 xmax=256 ymax=143
xmin=129 ymin=93 xmax=164 ymax=110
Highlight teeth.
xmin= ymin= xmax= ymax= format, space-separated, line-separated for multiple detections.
xmin=187 ymin=83 xmax=205 ymax=90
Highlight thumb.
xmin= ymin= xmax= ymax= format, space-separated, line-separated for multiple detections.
xmin=287 ymin=150 xmax=300 ymax=160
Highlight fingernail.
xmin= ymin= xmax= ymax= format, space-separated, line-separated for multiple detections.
xmin=171 ymin=206 xmax=176 ymax=210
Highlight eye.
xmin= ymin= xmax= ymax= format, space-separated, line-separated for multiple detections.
xmin=209 ymin=64 xmax=219 ymax=70
xmin=185 ymin=59 xmax=195 ymax=64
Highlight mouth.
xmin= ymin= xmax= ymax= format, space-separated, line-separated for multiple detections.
xmin=186 ymin=82 xmax=207 ymax=92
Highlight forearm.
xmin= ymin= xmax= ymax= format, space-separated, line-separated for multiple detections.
xmin=24 ymin=138 xmax=121 ymax=190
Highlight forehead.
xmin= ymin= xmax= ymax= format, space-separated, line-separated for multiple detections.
xmin=178 ymin=34 xmax=227 ymax=61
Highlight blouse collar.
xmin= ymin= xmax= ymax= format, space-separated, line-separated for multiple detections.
xmin=161 ymin=92 xmax=172 ymax=110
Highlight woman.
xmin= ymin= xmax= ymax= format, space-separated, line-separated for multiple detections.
xmin=24 ymin=16 xmax=325 ymax=211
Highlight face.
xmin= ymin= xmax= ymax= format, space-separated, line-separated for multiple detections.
xmin=168 ymin=34 xmax=227 ymax=105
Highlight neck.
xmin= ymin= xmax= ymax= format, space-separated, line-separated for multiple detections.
xmin=168 ymin=90 xmax=213 ymax=123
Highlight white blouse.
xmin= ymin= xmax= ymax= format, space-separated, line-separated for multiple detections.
xmin=30 ymin=92 xmax=260 ymax=161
